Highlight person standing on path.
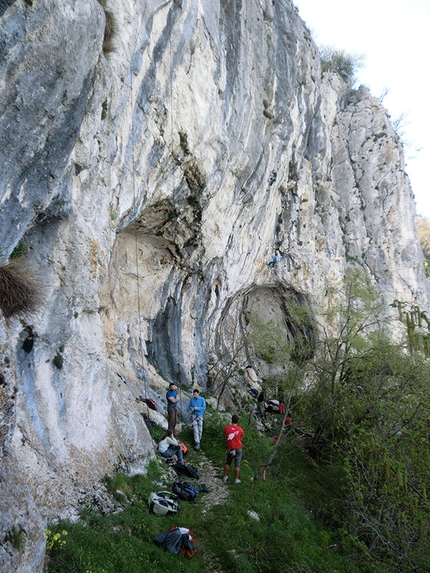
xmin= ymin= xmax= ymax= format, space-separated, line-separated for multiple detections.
xmin=188 ymin=388 xmax=206 ymax=450
xmin=166 ymin=382 xmax=180 ymax=434
xmin=223 ymin=414 xmax=245 ymax=484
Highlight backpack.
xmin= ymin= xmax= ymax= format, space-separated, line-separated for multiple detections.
xmin=266 ymin=399 xmax=280 ymax=413
xmin=148 ymin=491 xmax=180 ymax=515
xmin=138 ymin=396 xmax=157 ymax=410
xmin=153 ymin=527 xmax=197 ymax=557
xmin=140 ymin=412 xmax=155 ymax=427
xmin=172 ymin=464 xmax=199 ymax=480
xmin=172 ymin=480 xmax=199 ymax=501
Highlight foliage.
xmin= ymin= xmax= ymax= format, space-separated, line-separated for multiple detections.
xmin=5 ymin=526 xmax=27 ymax=550
xmin=46 ymin=529 xmax=68 ymax=551
xmin=295 ymin=271 xmax=430 ymax=571
xmin=53 ymin=352 xmax=64 ymax=369
xmin=45 ymin=271 xmax=430 ymax=572
xmin=390 ymin=299 xmax=430 ymax=357
xmin=247 ymin=301 xmax=314 ymax=371
xmin=319 ymin=45 xmax=364 ymax=83
xmin=10 ymin=239 xmax=28 ymax=259
xmin=45 ymin=417 xmax=358 ymax=573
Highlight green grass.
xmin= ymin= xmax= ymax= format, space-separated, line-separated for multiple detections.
xmin=45 ymin=414 xmax=390 ymax=573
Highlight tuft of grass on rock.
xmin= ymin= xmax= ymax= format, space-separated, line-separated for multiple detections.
xmin=0 ymin=257 xmax=45 ymax=319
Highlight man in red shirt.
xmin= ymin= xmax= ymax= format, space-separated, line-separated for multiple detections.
xmin=223 ymin=415 xmax=245 ymax=484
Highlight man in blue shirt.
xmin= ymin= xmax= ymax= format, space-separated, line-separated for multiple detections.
xmin=166 ymin=382 xmax=180 ymax=433
xmin=188 ymin=389 xmax=206 ymax=450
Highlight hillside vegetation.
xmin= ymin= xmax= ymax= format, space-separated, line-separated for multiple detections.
xmin=45 ymin=272 xmax=430 ymax=573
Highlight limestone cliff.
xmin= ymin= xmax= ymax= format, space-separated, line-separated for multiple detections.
xmin=0 ymin=0 xmax=427 ymax=571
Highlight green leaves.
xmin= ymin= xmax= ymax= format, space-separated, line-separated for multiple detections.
xmin=298 ymin=270 xmax=430 ymax=570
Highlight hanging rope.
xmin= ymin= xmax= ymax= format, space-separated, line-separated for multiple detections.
xmin=130 ymin=6 xmax=148 ymax=403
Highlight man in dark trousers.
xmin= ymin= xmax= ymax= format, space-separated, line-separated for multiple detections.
xmin=223 ymin=414 xmax=245 ymax=484
xmin=166 ymin=382 xmax=180 ymax=433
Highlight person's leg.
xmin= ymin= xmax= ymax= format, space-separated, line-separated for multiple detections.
xmin=177 ymin=448 xmax=183 ymax=463
xmin=224 ymin=450 xmax=234 ymax=481
xmin=196 ymin=416 xmax=203 ymax=444
xmin=234 ymin=449 xmax=242 ymax=483
xmin=192 ymin=416 xmax=199 ymax=445
xmin=171 ymin=445 xmax=184 ymax=463
xmin=223 ymin=463 xmax=230 ymax=481
xmin=167 ymin=408 xmax=176 ymax=433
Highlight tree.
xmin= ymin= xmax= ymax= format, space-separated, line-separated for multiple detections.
xmin=298 ymin=270 xmax=430 ymax=571
xmin=304 ymin=269 xmax=383 ymax=448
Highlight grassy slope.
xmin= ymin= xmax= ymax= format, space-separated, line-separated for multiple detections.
xmin=45 ymin=410 xmax=389 ymax=573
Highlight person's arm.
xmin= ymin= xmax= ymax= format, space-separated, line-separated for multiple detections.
xmin=199 ymin=398 xmax=207 ymax=414
xmin=166 ymin=436 xmax=178 ymax=447
xmin=192 ymin=397 xmax=206 ymax=414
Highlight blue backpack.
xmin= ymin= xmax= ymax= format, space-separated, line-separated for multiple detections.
xmin=172 ymin=480 xmax=199 ymax=501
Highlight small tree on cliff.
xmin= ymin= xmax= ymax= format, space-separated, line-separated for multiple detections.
xmin=319 ymin=45 xmax=364 ymax=84
xmin=304 ymin=269 xmax=383 ymax=447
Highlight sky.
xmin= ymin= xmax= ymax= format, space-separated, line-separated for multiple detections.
xmin=293 ymin=0 xmax=430 ymax=219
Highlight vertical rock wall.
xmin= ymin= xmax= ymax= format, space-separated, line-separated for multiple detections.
xmin=0 ymin=1 xmax=427 ymax=570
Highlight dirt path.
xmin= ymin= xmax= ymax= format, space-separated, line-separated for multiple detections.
xmin=191 ymin=454 xmax=229 ymax=511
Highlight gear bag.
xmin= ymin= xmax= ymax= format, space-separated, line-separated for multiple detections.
xmin=172 ymin=480 xmax=199 ymax=501
xmin=148 ymin=491 xmax=180 ymax=515
xmin=153 ymin=527 xmax=197 ymax=557
xmin=172 ymin=463 xmax=199 ymax=480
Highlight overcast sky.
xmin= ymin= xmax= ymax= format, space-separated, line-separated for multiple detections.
xmin=293 ymin=0 xmax=430 ymax=219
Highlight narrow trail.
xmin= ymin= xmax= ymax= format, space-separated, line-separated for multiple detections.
xmin=191 ymin=454 xmax=230 ymax=512
xmin=187 ymin=452 xmax=229 ymax=573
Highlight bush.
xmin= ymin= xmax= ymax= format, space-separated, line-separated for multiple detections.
xmin=320 ymin=46 xmax=364 ymax=83
xmin=0 ymin=257 xmax=45 ymax=319
xmin=10 ymin=240 xmax=28 ymax=259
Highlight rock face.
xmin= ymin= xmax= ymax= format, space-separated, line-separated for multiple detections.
xmin=0 ymin=0 xmax=427 ymax=570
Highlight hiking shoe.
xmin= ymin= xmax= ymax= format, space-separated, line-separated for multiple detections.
xmin=222 ymin=476 xmax=228 ymax=483
xmin=235 ymin=479 xmax=241 ymax=484
xmin=195 ymin=443 xmax=200 ymax=450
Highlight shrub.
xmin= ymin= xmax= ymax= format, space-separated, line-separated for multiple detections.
xmin=10 ymin=239 xmax=28 ymax=259
xmin=53 ymin=354 xmax=64 ymax=369
xmin=5 ymin=526 xmax=26 ymax=550
xmin=320 ymin=45 xmax=364 ymax=83
xmin=0 ymin=257 xmax=45 ymax=319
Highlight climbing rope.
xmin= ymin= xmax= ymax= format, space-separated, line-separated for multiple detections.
xmin=127 ymin=4 xmax=154 ymax=430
